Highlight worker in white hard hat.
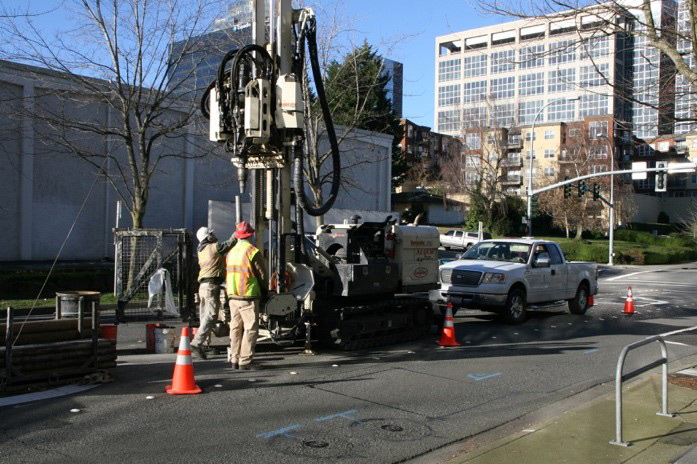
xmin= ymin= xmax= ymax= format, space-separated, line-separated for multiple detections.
xmin=191 ymin=226 xmax=236 ymax=360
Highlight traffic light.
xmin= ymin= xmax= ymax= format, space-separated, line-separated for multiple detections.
xmin=592 ymin=183 xmax=601 ymax=201
xmin=655 ymin=161 xmax=667 ymax=192
xmin=563 ymin=176 xmax=571 ymax=198
xmin=530 ymin=195 xmax=539 ymax=217
xmin=578 ymin=180 xmax=587 ymax=197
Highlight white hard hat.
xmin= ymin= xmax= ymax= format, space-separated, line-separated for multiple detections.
xmin=196 ymin=227 xmax=213 ymax=242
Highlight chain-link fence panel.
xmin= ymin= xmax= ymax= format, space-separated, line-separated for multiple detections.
xmin=114 ymin=229 xmax=194 ymax=322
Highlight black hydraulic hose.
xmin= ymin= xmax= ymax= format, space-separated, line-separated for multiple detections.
xmin=293 ymin=21 xmax=341 ymax=217
xmin=200 ymin=80 xmax=217 ymax=120
xmin=295 ymin=172 xmax=306 ymax=261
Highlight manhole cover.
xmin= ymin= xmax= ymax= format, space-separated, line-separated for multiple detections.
xmin=269 ymin=432 xmax=353 ymax=459
xmin=303 ymin=440 xmax=329 ymax=448
xmin=350 ymin=418 xmax=433 ymax=442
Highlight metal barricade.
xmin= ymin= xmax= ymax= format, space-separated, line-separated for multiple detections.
xmin=610 ymin=326 xmax=697 ymax=446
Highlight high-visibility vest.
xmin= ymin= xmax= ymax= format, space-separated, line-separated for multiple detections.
xmin=226 ymin=241 xmax=261 ymax=297
xmin=197 ymin=243 xmax=225 ymax=282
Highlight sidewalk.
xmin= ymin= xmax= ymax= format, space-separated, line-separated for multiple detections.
xmin=433 ymin=373 xmax=697 ymax=464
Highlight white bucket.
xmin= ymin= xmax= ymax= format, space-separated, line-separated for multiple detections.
xmin=154 ymin=327 xmax=176 ymax=353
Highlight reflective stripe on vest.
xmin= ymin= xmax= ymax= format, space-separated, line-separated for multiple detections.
xmin=226 ymin=241 xmax=261 ymax=297
xmin=198 ymin=243 xmax=225 ymax=281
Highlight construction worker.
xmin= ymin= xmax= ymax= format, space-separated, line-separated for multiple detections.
xmin=226 ymin=221 xmax=267 ymax=370
xmin=191 ymin=227 xmax=236 ymax=360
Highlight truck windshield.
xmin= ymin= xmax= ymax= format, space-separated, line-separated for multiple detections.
xmin=460 ymin=241 xmax=531 ymax=263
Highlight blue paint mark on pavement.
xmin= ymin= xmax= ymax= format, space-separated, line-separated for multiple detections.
xmin=315 ymin=409 xmax=358 ymax=422
xmin=584 ymin=348 xmax=598 ymax=354
xmin=468 ymin=372 xmax=502 ymax=381
xmin=256 ymin=423 xmax=303 ymax=439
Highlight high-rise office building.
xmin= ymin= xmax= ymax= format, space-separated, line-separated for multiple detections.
xmin=167 ymin=2 xmax=253 ymax=101
xmin=434 ymin=1 xmax=677 ymax=140
xmin=432 ymin=1 xmax=694 ymax=198
xmin=383 ymin=58 xmax=404 ymax=118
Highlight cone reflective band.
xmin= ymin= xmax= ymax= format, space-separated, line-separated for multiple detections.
xmin=166 ymin=327 xmax=202 ymax=395
xmin=623 ymin=286 xmax=635 ymax=315
xmin=437 ymin=302 xmax=460 ymax=347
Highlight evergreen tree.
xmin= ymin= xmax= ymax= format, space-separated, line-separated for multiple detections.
xmin=324 ymin=41 xmax=407 ymax=187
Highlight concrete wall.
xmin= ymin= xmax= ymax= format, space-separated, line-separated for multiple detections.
xmin=209 ymin=201 xmax=399 ymax=238
xmin=0 ymin=61 xmax=395 ymax=261
xmin=630 ymin=193 xmax=697 ymax=224
xmin=427 ymin=205 xmax=464 ymax=225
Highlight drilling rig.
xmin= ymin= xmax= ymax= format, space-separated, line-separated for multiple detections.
xmin=200 ymin=0 xmax=439 ymax=350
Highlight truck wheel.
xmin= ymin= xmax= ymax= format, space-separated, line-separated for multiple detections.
xmin=502 ymin=288 xmax=527 ymax=324
xmin=568 ymin=283 xmax=589 ymax=315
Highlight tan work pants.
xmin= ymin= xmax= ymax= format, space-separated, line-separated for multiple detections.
xmin=228 ymin=298 xmax=259 ymax=366
xmin=191 ymin=282 xmax=221 ymax=348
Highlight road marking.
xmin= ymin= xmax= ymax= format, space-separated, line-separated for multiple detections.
xmin=315 ymin=409 xmax=358 ymax=422
xmin=678 ymin=368 xmax=697 ymax=376
xmin=468 ymin=372 xmax=502 ymax=381
xmin=0 ymin=385 xmax=98 ymax=408
xmin=606 ymin=270 xmax=655 ymax=281
xmin=256 ymin=423 xmax=303 ymax=439
xmin=634 ymin=296 xmax=669 ymax=307
xmin=584 ymin=348 xmax=598 ymax=354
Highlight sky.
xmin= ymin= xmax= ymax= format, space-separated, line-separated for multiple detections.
xmin=2 ymin=0 xmax=509 ymax=129
xmin=328 ymin=0 xmax=507 ymax=128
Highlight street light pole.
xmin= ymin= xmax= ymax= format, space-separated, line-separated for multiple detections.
xmin=597 ymin=133 xmax=615 ymax=266
xmin=527 ymin=96 xmax=580 ymax=235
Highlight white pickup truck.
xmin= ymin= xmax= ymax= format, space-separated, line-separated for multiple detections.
xmin=430 ymin=238 xmax=598 ymax=324
xmin=440 ymin=230 xmax=491 ymax=250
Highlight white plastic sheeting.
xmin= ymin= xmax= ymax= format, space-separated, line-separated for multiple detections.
xmin=147 ymin=268 xmax=178 ymax=316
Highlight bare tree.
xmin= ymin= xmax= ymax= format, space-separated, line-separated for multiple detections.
xmin=539 ymin=123 xmax=635 ymax=238
xmin=439 ymin=100 xmax=520 ymax=232
xmin=0 ymin=0 xmax=230 ymax=228
xmin=678 ymin=199 xmax=697 ymax=238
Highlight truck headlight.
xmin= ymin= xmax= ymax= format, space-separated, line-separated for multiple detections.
xmin=481 ymin=272 xmax=505 ymax=284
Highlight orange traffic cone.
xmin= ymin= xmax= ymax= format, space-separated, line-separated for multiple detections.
xmin=623 ymin=286 xmax=635 ymax=315
xmin=166 ymin=327 xmax=202 ymax=395
xmin=437 ymin=302 xmax=461 ymax=347
xmin=588 ymin=294 xmax=594 ymax=307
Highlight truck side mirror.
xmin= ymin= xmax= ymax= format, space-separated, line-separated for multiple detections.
xmin=534 ymin=252 xmax=551 ymax=268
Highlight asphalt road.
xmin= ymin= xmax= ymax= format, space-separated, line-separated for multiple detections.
xmin=2 ymin=262 xmax=697 ymax=463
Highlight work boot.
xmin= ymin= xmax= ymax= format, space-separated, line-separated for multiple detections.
xmin=231 ymin=363 xmax=239 ymax=370
xmin=239 ymin=362 xmax=262 ymax=370
xmin=191 ymin=344 xmax=207 ymax=360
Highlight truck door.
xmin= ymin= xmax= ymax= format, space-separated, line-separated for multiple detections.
xmin=527 ymin=244 xmax=551 ymax=302
xmin=547 ymin=244 xmax=568 ymax=300
xmin=453 ymin=230 xmax=463 ymax=248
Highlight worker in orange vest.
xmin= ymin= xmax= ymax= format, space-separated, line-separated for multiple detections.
xmin=226 ymin=221 xmax=267 ymax=370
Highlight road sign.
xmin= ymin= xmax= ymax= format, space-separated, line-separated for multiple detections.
xmin=631 ymin=162 xmax=647 ymax=180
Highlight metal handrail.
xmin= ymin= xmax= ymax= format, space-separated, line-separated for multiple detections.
xmin=610 ymin=326 xmax=697 ymax=446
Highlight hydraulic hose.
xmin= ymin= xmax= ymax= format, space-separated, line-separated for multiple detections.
xmin=293 ymin=20 xmax=341 ymax=217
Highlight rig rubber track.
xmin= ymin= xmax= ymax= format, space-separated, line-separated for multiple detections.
xmin=326 ymin=297 xmax=433 ymax=351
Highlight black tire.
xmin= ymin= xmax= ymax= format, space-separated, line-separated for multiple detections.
xmin=502 ymin=288 xmax=527 ymax=324
xmin=443 ymin=245 xmax=450 ymax=251
xmin=568 ymin=283 xmax=589 ymax=315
